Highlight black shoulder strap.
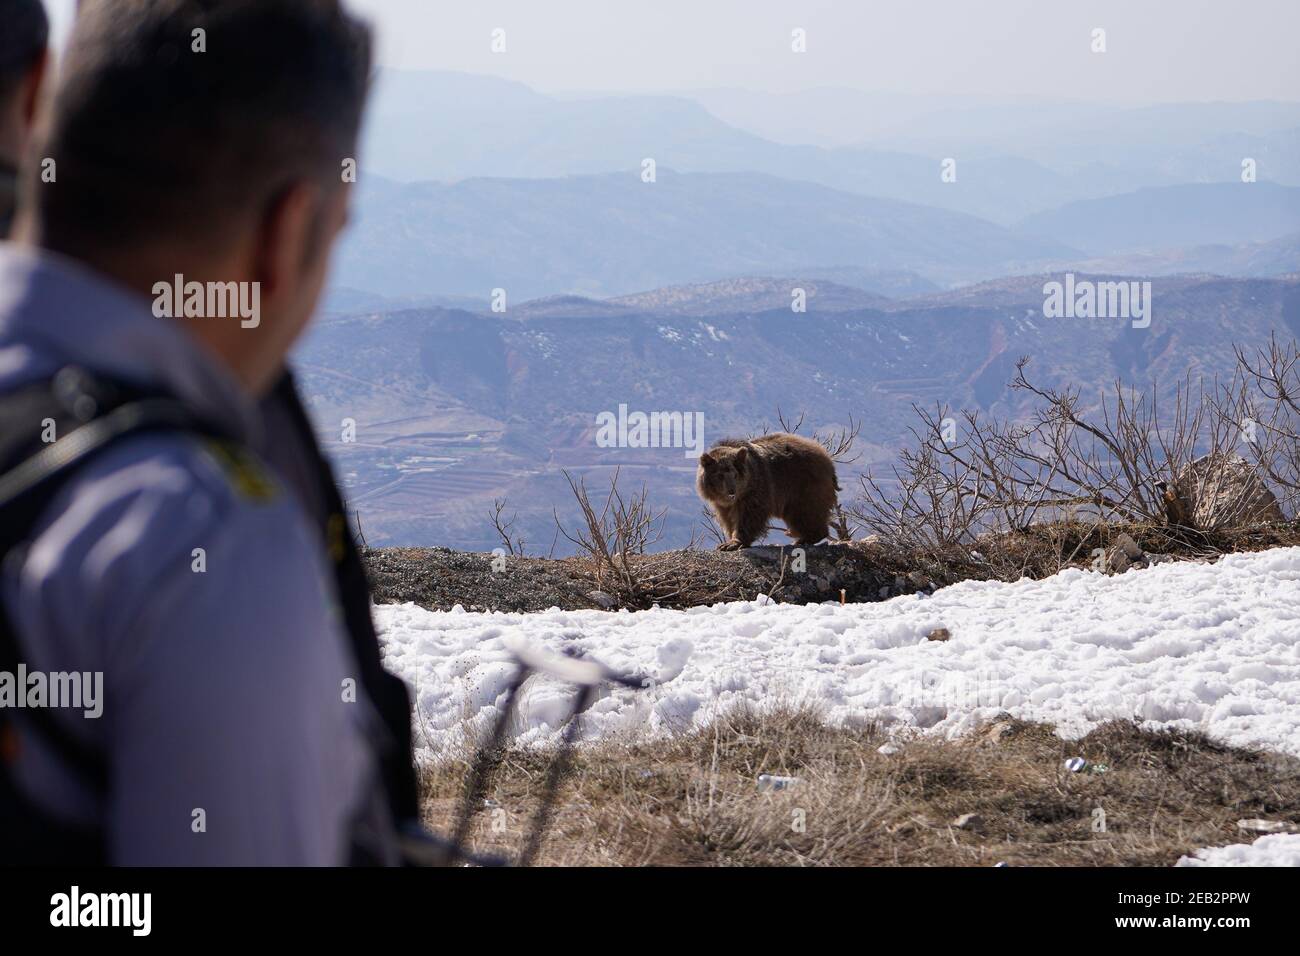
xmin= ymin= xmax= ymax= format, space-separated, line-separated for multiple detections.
xmin=0 ymin=396 xmax=220 ymax=514
xmin=268 ymin=373 xmax=420 ymax=826
xmin=0 ymin=370 xmax=232 ymax=797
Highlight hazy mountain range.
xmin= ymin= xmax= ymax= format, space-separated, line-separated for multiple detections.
xmin=334 ymin=169 xmax=1082 ymax=300
xmin=338 ymin=72 xmax=1298 ymax=306
xmin=686 ymin=87 xmax=1300 ymax=164
xmin=1062 ymin=232 xmax=1300 ymax=279
xmin=335 ymin=171 xmax=1298 ymax=303
xmin=1018 ymin=183 xmax=1300 ymax=254
xmin=361 ymin=71 xmax=1300 ymax=225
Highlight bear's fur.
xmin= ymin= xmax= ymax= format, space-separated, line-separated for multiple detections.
xmin=696 ymin=432 xmax=839 ymax=551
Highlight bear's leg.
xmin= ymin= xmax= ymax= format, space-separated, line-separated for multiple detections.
xmin=783 ymin=499 xmax=830 ymax=547
xmin=719 ymin=501 xmax=768 ymax=550
xmin=713 ymin=504 xmax=739 ymax=550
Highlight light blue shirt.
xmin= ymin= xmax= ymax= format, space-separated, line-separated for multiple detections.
xmin=0 ymin=245 xmax=394 ymax=865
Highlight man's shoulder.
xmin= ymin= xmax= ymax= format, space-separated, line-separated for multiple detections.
xmin=56 ymin=428 xmax=292 ymax=534
xmin=66 ymin=427 xmax=321 ymax=559
xmin=7 ymin=429 xmax=330 ymax=654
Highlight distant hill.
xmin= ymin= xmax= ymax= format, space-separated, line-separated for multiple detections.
xmin=781 ymin=266 xmax=941 ymax=299
xmin=298 ymin=274 xmax=1300 ymax=552
xmin=376 ymin=277 xmax=916 ymax=322
xmin=321 ymin=287 xmax=487 ymax=316
xmin=334 ymin=170 xmax=1079 ymax=301
xmin=362 ymin=70 xmax=1093 ymax=224
xmin=1017 ymin=183 xmax=1300 ymax=255
xmin=362 ymin=72 xmax=1300 ymax=225
xmin=1055 ymin=232 xmax=1300 ymax=280
xmin=609 ymin=277 xmax=892 ymax=314
xmin=690 ymin=89 xmax=1300 ymax=163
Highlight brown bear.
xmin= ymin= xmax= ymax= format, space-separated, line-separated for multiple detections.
xmin=696 ymin=432 xmax=839 ymax=551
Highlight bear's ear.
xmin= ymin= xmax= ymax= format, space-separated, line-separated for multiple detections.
xmin=734 ymin=446 xmax=748 ymax=467
xmin=700 ymin=450 xmax=716 ymax=467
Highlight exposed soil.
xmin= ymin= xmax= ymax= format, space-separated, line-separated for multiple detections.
xmin=364 ymin=520 xmax=1300 ymax=613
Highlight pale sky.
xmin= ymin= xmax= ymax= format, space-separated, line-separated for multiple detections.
xmin=44 ymin=0 xmax=1300 ymax=104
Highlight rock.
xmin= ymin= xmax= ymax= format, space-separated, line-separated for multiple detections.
xmin=1064 ymin=757 xmax=1090 ymax=773
xmin=1115 ymin=533 xmax=1144 ymax=561
xmin=926 ymin=627 xmax=951 ymax=642
xmin=1104 ymin=548 xmax=1132 ymax=573
xmin=953 ymin=813 xmax=983 ymax=831
xmin=1100 ymin=532 xmax=1147 ymax=574
xmin=1237 ymin=818 xmax=1291 ymax=834
xmin=587 ymin=590 xmax=618 ymax=609
xmin=983 ymin=721 xmax=1013 ymax=744
xmin=1102 ymin=533 xmax=1156 ymax=574
xmin=877 ymin=742 xmax=901 ymax=755
xmin=1171 ymin=453 xmax=1286 ymax=529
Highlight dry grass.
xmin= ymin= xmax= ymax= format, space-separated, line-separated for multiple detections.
xmin=418 ymin=708 xmax=1300 ymax=866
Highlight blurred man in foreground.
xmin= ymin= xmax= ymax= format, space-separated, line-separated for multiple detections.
xmin=0 ymin=0 xmax=49 ymax=235
xmin=0 ymin=0 xmax=414 ymax=865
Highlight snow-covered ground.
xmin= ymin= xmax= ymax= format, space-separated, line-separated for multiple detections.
xmin=375 ymin=546 xmax=1300 ymax=759
xmin=1177 ymin=833 xmax=1300 ymax=867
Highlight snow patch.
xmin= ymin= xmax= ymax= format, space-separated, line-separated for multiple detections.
xmin=1177 ymin=833 xmax=1300 ymax=867
xmin=375 ymin=547 xmax=1300 ymax=757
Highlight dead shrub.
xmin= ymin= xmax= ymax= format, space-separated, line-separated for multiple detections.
xmin=848 ymin=348 xmax=1299 ymax=568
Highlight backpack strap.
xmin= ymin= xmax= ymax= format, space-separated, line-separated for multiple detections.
xmin=0 ymin=395 xmax=218 ymax=512
xmin=268 ymin=372 xmax=420 ymax=827
xmin=0 ymin=368 xmax=232 ymax=800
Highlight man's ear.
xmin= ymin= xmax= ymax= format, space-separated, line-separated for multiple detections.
xmin=252 ymin=180 xmax=320 ymax=300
